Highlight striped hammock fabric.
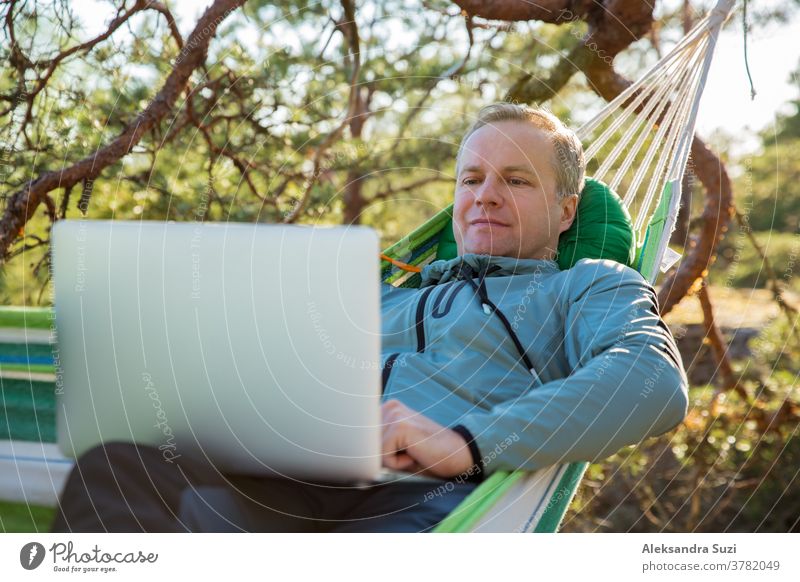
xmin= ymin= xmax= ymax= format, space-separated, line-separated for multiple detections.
xmin=0 ymin=0 xmax=736 ymax=532
xmin=0 ymin=308 xmax=67 ymax=510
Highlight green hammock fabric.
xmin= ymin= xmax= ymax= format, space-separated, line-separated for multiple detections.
xmin=0 ymin=307 xmax=53 ymax=330
xmin=0 ymin=337 xmax=58 ymax=444
xmin=432 ymin=178 xmax=636 ymax=268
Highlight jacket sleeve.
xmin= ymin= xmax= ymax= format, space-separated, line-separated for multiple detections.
xmin=456 ymin=260 xmax=689 ymax=476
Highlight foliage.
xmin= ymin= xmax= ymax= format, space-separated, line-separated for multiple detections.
xmin=708 ymin=230 xmax=800 ymax=292
xmin=722 ymin=61 xmax=800 ymax=233
xmin=563 ymin=296 xmax=800 ymax=532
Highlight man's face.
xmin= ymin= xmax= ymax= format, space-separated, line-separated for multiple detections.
xmin=453 ymin=121 xmax=577 ymax=261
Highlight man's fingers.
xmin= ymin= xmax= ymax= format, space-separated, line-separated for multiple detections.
xmin=381 ymin=402 xmax=435 ymax=473
xmin=381 ymin=422 xmax=421 ymax=471
xmin=383 ymin=450 xmax=414 ymax=470
xmin=380 ymin=401 xmax=469 ymax=478
xmin=381 ymin=424 xmax=404 ymax=461
xmin=382 ymin=450 xmax=430 ymax=477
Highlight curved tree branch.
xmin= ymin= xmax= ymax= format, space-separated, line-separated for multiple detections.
xmin=467 ymin=0 xmax=655 ymax=108
xmin=0 ymin=0 xmax=247 ymax=261
xmin=284 ymin=0 xmax=362 ymax=224
xmin=506 ymin=41 xmax=595 ymax=104
xmin=452 ymin=0 xmax=591 ymax=23
xmin=1 ymin=0 xmax=179 ymax=123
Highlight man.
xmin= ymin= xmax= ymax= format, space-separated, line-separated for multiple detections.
xmin=51 ymin=103 xmax=688 ymax=533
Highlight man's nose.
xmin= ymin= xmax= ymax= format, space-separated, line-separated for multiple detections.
xmin=474 ymin=176 xmax=504 ymax=207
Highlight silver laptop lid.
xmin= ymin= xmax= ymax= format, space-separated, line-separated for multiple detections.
xmin=52 ymin=220 xmax=381 ymax=482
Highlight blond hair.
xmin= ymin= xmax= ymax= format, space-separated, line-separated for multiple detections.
xmin=456 ymin=102 xmax=585 ymax=201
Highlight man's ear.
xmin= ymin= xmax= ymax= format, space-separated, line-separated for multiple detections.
xmin=558 ymin=194 xmax=579 ymax=234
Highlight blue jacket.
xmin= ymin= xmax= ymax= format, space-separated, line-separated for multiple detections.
xmin=380 ymin=253 xmax=688 ymax=479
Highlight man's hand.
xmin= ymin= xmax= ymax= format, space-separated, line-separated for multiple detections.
xmin=381 ymin=399 xmax=474 ymax=479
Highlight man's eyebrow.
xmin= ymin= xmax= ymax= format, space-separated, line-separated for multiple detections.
xmin=460 ymin=165 xmax=483 ymax=174
xmin=501 ymin=165 xmax=537 ymax=175
xmin=460 ymin=164 xmax=537 ymax=175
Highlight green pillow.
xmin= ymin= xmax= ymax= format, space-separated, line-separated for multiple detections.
xmin=556 ymin=177 xmax=636 ymax=270
xmin=435 ymin=177 xmax=636 ymax=270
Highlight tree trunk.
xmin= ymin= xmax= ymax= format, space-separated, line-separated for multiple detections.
xmin=343 ymin=171 xmax=366 ymax=225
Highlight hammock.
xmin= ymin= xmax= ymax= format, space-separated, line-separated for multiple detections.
xmin=391 ymin=0 xmax=737 ymax=532
xmin=0 ymin=0 xmax=736 ymax=532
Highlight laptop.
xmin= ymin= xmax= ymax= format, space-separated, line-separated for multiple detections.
xmin=51 ymin=219 xmax=424 ymax=485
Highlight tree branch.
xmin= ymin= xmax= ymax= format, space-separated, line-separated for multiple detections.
xmin=506 ymin=0 xmax=655 ymax=103
xmin=452 ymin=0 xmax=590 ymax=23
xmin=371 ymin=175 xmax=452 ymax=202
xmin=0 ymin=0 xmax=247 ymax=260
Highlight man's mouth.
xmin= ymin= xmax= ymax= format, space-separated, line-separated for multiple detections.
xmin=471 ymin=219 xmax=510 ymax=227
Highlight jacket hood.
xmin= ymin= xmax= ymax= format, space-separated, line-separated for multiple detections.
xmin=420 ymin=253 xmax=560 ymax=287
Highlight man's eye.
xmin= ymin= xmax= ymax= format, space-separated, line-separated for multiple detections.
xmin=462 ymin=177 xmax=480 ymax=185
xmin=508 ymin=178 xmax=529 ymax=186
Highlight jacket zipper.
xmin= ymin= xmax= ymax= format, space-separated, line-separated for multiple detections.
xmin=414 ymin=286 xmax=435 ymax=353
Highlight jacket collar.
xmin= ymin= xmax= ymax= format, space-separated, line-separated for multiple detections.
xmin=419 ymin=253 xmax=560 ymax=287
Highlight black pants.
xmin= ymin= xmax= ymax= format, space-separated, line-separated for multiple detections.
xmin=50 ymin=442 xmax=477 ymax=532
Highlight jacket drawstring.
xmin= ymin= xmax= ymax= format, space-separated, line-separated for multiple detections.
xmin=456 ymin=262 xmax=539 ymax=381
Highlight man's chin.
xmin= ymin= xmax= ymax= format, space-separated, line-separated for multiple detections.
xmin=463 ymin=246 xmax=512 ymax=258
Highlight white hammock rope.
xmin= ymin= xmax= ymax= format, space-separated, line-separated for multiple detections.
xmin=632 ymin=52 xmax=704 ymax=232
xmin=576 ymin=4 xmax=718 ymax=141
xmin=581 ymin=32 xmax=705 ymax=164
xmin=573 ymin=0 xmax=736 ymax=281
xmin=590 ymin=36 xmax=705 ymax=228
xmin=584 ymin=44 xmax=704 ymax=226
xmin=609 ymin=39 xmax=709 ymax=200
